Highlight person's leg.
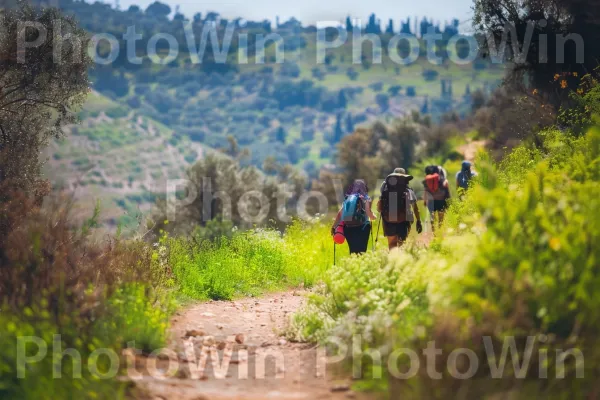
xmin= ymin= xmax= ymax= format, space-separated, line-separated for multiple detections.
xmin=397 ymin=222 xmax=411 ymax=247
xmin=383 ymin=221 xmax=398 ymax=250
xmin=437 ymin=211 xmax=445 ymax=229
xmin=344 ymin=225 xmax=360 ymax=254
xmin=427 ymin=200 xmax=435 ymax=232
xmin=434 ymin=200 xmax=446 ymax=229
xmin=345 ymin=225 xmax=372 ymax=254
xmin=356 ymin=224 xmax=371 ymax=254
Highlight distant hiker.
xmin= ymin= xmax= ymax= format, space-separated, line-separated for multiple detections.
xmin=377 ymin=168 xmax=422 ymax=250
xmin=423 ymin=165 xmax=450 ymax=231
xmin=456 ymin=161 xmax=477 ymax=198
xmin=331 ymin=180 xmax=377 ymax=254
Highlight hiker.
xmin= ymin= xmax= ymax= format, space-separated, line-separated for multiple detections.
xmin=331 ymin=180 xmax=377 ymax=254
xmin=456 ymin=160 xmax=477 ymax=198
xmin=423 ymin=165 xmax=450 ymax=231
xmin=377 ymin=168 xmax=422 ymax=250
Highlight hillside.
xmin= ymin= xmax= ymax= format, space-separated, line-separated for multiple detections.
xmin=44 ymin=91 xmax=210 ymax=229
xmin=32 ymin=0 xmax=505 ymax=226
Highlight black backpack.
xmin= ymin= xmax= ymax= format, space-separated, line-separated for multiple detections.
xmin=380 ymin=176 xmax=410 ymax=223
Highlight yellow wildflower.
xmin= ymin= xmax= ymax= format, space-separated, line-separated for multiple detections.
xmin=577 ymin=88 xmax=584 ymax=95
xmin=573 ymin=72 xmax=578 ymax=77
xmin=560 ymin=80 xmax=568 ymax=89
xmin=554 ymin=73 xmax=560 ymax=81
xmin=532 ymin=89 xmax=539 ymax=95
xmin=549 ymin=237 xmax=561 ymax=251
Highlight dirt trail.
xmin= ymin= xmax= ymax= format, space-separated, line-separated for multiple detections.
xmin=133 ymin=138 xmax=484 ymax=399
xmin=138 ymin=291 xmax=371 ymax=400
xmin=457 ymin=139 xmax=488 ymax=162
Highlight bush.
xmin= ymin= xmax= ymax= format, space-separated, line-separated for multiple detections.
xmin=280 ymin=62 xmax=301 ymax=78
xmin=375 ymin=93 xmax=390 ymax=111
xmin=105 ymin=106 xmax=129 ymax=119
xmin=0 ymin=195 xmax=173 ymax=398
xmin=369 ymin=82 xmax=384 ymax=92
xmin=421 ymin=69 xmax=439 ymax=81
xmin=346 ymin=68 xmax=359 ymax=81
xmin=301 ymin=127 xmax=315 ymax=142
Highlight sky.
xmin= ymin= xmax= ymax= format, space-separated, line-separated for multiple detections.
xmin=116 ymin=0 xmax=476 ymax=31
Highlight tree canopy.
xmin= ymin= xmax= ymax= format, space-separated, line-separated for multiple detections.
xmin=0 ymin=5 xmax=91 ymax=192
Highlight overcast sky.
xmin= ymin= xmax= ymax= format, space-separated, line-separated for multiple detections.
xmin=116 ymin=0 xmax=475 ymax=30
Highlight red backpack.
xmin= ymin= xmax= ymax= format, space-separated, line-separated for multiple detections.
xmin=425 ymin=173 xmax=440 ymax=193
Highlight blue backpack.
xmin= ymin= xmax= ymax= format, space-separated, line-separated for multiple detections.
xmin=457 ymin=161 xmax=474 ymax=190
xmin=341 ymin=194 xmax=368 ymax=228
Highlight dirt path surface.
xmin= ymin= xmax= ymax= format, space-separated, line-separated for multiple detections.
xmin=457 ymin=139 xmax=488 ymax=162
xmin=137 ymin=292 xmax=371 ymax=400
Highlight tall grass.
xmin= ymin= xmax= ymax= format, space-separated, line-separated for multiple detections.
xmin=166 ymin=220 xmax=345 ymax=300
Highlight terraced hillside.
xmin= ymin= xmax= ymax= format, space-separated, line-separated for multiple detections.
xmin=44 ymin=92 xmax=210 ymax=229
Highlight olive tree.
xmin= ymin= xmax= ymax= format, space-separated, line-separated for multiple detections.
xmin=0 ymin=5 xmax=91 ymax=193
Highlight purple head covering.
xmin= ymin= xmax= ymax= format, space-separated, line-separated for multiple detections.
xmin=345 ymin=179 xmax=369 ymax=197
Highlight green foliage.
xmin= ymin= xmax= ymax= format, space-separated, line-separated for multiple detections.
xmin=289 ymin=122 xmax=600 ymax=397
xmin=0 ymin=4 xmax=91 ymax=194
xmin=92 ymin=284 xmax=174 ymax=353
xmin=558 ymin=70 xmax=600 ymax=133
xmin=0 ymin=196 xmax=173 ymax=399
xmin=451 ymin=128 xmax=600 ymax=336
xmin=166 ymin=220 xmax=337 ymax=300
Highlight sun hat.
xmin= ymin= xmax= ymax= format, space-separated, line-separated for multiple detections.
xmin=387 ymin=167 xmax=413 ymax=182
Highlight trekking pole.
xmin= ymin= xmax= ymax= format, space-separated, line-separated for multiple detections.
xmin=333 ymin=243 xmax=336 ymax=265
xmin=370 ymin=221 xmax=375 ymax=251
xmin=375 ymin=214 xmax=382 ymax=244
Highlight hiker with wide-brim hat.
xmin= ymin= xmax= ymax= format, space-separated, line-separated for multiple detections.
xmin=377 ymin=168 xmax=422 ymax=249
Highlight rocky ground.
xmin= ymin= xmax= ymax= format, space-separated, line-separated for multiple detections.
xmin=134 ymin=291 xmax=373 ymax=400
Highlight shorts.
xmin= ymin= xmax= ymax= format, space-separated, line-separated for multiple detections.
xmin=382 ymin=220 xmax=411 ymax=240
xmin=427 ymin=199 xmax=448 ymax=213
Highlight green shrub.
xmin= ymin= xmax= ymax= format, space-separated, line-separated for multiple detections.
xmin=0 ymin=197 xmax=173 ymax=398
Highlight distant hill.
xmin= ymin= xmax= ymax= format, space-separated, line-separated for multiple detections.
xmin=31 ymin=0 xmax=505 ymax=227
xmin=43 ymin=91 xmax=211 ymax=229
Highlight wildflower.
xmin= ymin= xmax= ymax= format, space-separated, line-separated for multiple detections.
xmin=532 ymin=89 xmax=539 ymax=95
xmin=554 ymin=73 xmax=560 ymax=81
xmin=560 ymin=80 xmax=568 ymax=89
xmin=577 ymin=88 xmax=584 ymax=95
xmin=549 ymin=237 xmax=561 ymax=251
xmin=573 ymin=72 xmax=578 ymax=77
